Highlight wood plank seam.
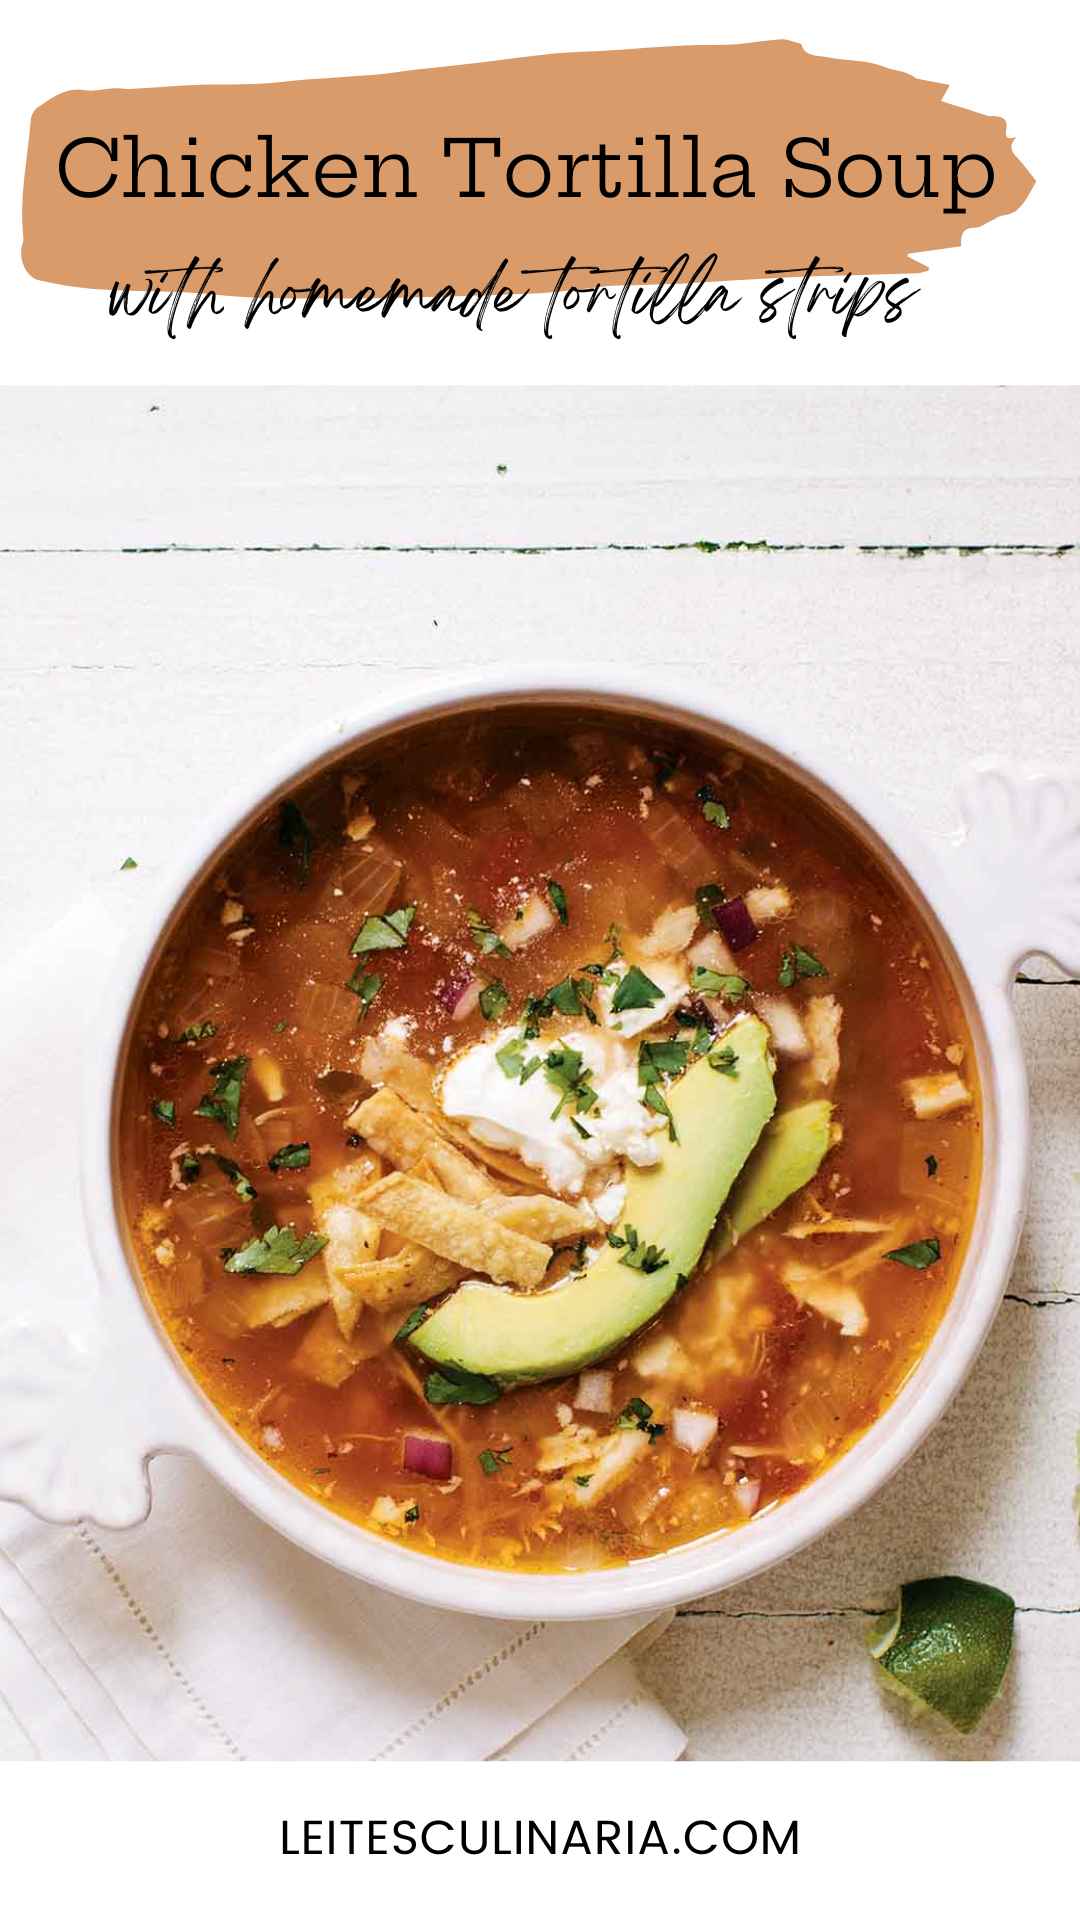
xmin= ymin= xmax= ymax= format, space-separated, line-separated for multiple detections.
xmin=1 ymin=542 xmax=1077 ymax=558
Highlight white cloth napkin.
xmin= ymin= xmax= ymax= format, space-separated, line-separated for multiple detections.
xmin=0 ymin=878 xmax=684 ymax=1762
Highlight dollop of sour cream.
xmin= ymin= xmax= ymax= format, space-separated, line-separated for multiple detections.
xmin=440 ymin=1027 xmax=664 ymax=1195
xmin=596 ymin=956 xmax=688 ymax=1039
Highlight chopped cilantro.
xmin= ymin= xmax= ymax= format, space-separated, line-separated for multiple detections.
xmin=638 ymin=1038 xmax=690 ymax=1082
xmin=524 ymin=974 xmax=597 ymax=1029
xmin=496 ymin=1034 xmax=542 ymax=1082
xmin=224 ymin=1224 xmax=327 ymax=1275
xmin=194 ymin=1055 xmax=249 ymax=1139
xmin=211 ymin=1154 xmax=257 ymax=1202
xmin=176 ymin=1019 xmax=217 ymax=1045
xmin=695 ymin=881 xmax=726 ymax=923
xmin=425 ymin=1368 xmax=501 ymax=1407
xmin=616 ymin=1397 xmax=666 ymax=1443
xmin=466 ymin=907 xmax=510 ymax=957
xmin=642 ymin=1083 xmax=677 ymax=1138
xmin=885 ymin=1237 xmax=941 ymax=1270
xmin=479 ymin=1446 xmax=512 ymax=1475
xmin=273 ymin=1019 xmax=288 ymax=1033
xmin=120 ymin=855 xmax=138 ymax=871
xmin=278 ymin=800 xmax=314 ymax=883
xmin=177 ymin=1150 xmax=201 ymax=1185
xmin=610 ymin=965 xmax=664 ymax=1015
xmin=926 ymin=1154 xmax=939 ymax=1178
xmin=638 ymin=1038 xmax=689 ymax=1141
xmin=268 ymin=1142 xmax=311 ymax=1173
xmin=548 ymin=975 xmax=587 ymax=1016
xmin=708 ymin=1044 xmax=739 ymax=1077
xmin=345 ymin=962 xmax=383 ymax=1013
xmin=351 ymin=904 xmax=416 ymax=955
xmin=479 ymin=978 xmax=511 ymax=1022
xmin=151 ymin=1098 xmax=175 ymax=1127
xmin=543 ymin=1044 xmax=597 ymax=1121
xmin=395 ymin=1304 xmax=429 ymax=1344
xmin=691 ymin=966 xmax=747 ymax=999
xmin=547 ymin=878 xmax=569 ymax=925
xmin=573 ymin=1474 xmax=593 ymax=1488
xmin=675 ymin=1006 xmax=715 ymax=1053
xmin=403 ymin=1505 xmax=420 ymax=1524
xmin=608 ymin=1224 xmax=668 ymax=1274
xmin=697 ymin=784 xmax=730 ymax=830
xmin=778 ymin=944 xmax=829 ymax=987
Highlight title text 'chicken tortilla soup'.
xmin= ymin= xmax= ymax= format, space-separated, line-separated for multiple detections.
xmin=120 ymin=710 xmax=980 ymax=1572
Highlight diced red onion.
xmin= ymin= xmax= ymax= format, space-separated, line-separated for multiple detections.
xmin=754 ymin=994 xmax=811 ymax=1061
xmin=671 ymin=1406 xmax=719 ymax=1455
xmin=451 ymin=979 xmax=483 ymax=1022
xmin=436 ymin=972 xmax=481 ymax=1020
xmin=733 ymin=1478 xmax=761 ymax=1516
xmin=403 ymin=1432 xmax=454 ymax=1479
xmin=574 ymin=1369 xmax=613 ymax=1413
xmin=712 ymin=895 xmax=758 ymax=951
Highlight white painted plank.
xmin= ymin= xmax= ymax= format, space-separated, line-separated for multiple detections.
xmin=2 ymin=548 xmax=1076 ymax=954
xmin=3 ymin=388 xmax=1080 ymax=549
xmin=641 ymin=1606 xmax=1080 ymax=1761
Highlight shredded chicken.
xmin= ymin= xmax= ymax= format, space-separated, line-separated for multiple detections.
xmin=781 ymin=1264 xmax=868 ymax=1337
xmin=902 ymin=1071 xmax=971 ymax=1119
xmin=310 ymin=1163 xmax=382 ymax=1338
xmin=640 ymin=902 xmax=699 ymax=957
xmin=804 ymin=994 xmax=842 ymax=1088
xmin=744 ymin=884 xmax=792 ymax=925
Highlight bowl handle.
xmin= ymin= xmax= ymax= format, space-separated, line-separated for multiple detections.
xmin=938 ymin=763 xmax=1080 ymax=987
xmin=0 ymin=1288 xmax=195 ymax=1530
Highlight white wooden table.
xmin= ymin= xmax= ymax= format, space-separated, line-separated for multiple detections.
xmin=2 ymin=387 xmax=1077 ymax=1759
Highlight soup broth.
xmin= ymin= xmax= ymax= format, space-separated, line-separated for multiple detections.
xmin=120 ymin=709 xmax=980 ymax=1572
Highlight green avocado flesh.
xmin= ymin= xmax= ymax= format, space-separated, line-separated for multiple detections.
xmin=411 ymin=1016 xmax=777 ymax=1384
xmin=720 ymin=1098 xmax=833 ymax=1248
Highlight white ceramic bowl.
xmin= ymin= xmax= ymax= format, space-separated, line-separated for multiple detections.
xmin=6 ymin=671 xmax=1080 ymax=1620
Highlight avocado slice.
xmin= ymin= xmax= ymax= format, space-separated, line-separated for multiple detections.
xmin=411 ymin=1015 xmax=776 ymax=1384
xmin=719 ymin=1098 xmax=834 ymax=1249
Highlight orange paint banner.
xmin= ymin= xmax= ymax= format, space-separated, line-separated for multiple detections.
xmin=22 ymin=43 xmax=1033 ymax=303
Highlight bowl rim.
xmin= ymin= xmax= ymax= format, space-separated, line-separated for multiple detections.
xmin=81 ymin=668 xmax=1026 ymax=1621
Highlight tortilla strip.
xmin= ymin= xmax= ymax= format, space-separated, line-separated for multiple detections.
xmin=290 ymin=1303 xmax=366 ymax=1388
xmin=481 ymin=1193 xmax=595 ymax=1244
xmin=435 ymin=1115 xmax=552 ymax=1192
xmin=233 ymin=1270 xmax=331 ymax=1329
xmin=310 ymin=1164 xmax=383 ymax=1338
xmin=342 ymin=1243 xmax=463 ymax=1314
xmin=363 ymin=1172 xmax=552 ymax=1287
xmin=360 ymin=1031 xmax=439 ymax=1112
xmin=409 ymin=1152 xmax=445 ymax=1189
xmin=348 ymin=1088 xmax=497 ymax=1204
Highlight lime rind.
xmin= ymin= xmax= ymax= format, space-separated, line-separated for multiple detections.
xmin=865 ymin=1604 xmax=900 ymax=1662
xmin=869 ymin=1576 xmax=1015 ymax=1734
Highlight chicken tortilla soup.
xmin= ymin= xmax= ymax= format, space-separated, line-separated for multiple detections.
xmin=120 ymin=710 xmax=980 ymax=1572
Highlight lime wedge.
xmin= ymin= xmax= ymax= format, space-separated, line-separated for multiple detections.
xmin=868 ymin=1576 xmax=1015 ymax=1733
